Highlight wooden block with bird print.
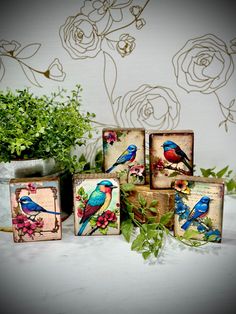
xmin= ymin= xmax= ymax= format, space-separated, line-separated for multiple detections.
xmin=126 ymin=185 xmax=175 ymax=229
xmin=10 ymin=176 xmax=62 ymax=243
xmin=103 ymin=128 xmax=145 ymax=185
xmin=149 ymin=130 xmax=194 ymax=189
xmin=173 ymin=175 xmax=224 ymax=242
xmin=73 ymin=173 xmax=120 ymax=236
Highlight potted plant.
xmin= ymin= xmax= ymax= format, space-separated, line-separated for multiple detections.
xmin=0 ymin=85 xmax=95 ymax=226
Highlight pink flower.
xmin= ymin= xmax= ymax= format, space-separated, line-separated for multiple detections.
xmin=76 ymin=195 xmax=82 ymax=201
xmin=129 ymin=164 xmax=145 ymax=177
xmin=104 ymin=210 xmax=117 ymax=222
xmin=27 ymin=183 xmax=37 ymax=194
xmin=12 ymin=214 xmax=28 ymax=229
xmin=103 ymin=131 xmax=117 ymax=145
xmin=96 ymin=216 xmax=109 ymax=229
xmin=77 ymin=207 xmax=83 ymax=217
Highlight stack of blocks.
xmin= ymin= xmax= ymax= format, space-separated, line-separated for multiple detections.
xmin=9 ymin=127 xmax=224 ymax=243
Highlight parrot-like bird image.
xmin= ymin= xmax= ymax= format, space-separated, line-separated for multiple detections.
xmin=181 ymin=196 xmax=211 ymax=230
xmin=162 ymin=140 xmax=192 ymax=172
xmin=106 ymin=144 xmax=137 ymax=173
xmin=19 ymin=196 xmax=61 ymax=220
xmin=78 ymin=180 xmax=117 ymax=235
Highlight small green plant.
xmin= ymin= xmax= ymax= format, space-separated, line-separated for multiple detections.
xmin=0 ymin=85 xmax=95 ymax=173
xmin=200 ymin=166 xmax=236 ymax=194
xmin=120 ymin=183 xmax=210 ymax=261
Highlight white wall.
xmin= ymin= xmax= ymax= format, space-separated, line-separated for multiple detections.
xmin=1 ymin=0 xmax=235 ymax=173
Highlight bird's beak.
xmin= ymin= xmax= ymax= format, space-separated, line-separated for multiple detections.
xmin=111 ymin=185 xmax=117 ymax=189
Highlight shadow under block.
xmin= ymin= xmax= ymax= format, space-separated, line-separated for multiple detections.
xmin=73 ymin=173 xmax=120 ymax=236
xmin=126 ymin=185 xmax=175 ymax=229
xmin=10 ymin=176 xmax=62 ymax=243
xmin=173 ymin=175 xmax=224 ymax=242
xmin=149 ymin=130 xmax=194 ymax=189
xmin=103 ymin=128 xmax=145 ymax=185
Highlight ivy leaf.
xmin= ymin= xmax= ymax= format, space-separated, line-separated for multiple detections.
xmin=131 ymin=233 xmax=145 ymax=251
xmin=121 ymin=219 xmax=134 ymax=242
xmin=121 ymin=183 xmax=135 ymax=192
xmin=183 ymin=229 xmax=200 ymax=240
xmin=150 ymin=200 xmax=158 ymax=207
xmin=149 ymin=207 xmax=158 ymax=213
xmin=216 ymin=166 xmax=229 ymax=178
xmin=160 ymin=211 xmax=174 ymax=226
xmin=142 ymin=251 xmax=151 ymax=260
xmin=138 ymin=194 xmax=147 ymax=207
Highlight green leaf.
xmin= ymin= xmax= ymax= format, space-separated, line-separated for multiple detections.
xmin=147 ymin=229 xmax=157 ymax=239
xmin=183 ymin=229 xmax=200 ymax=240
xmin=149 ymin=207 xmax=158 ymax=213
xmin=99 ymin=227 xmax=108 ymax=235
xmin=216 ymin=166 xmax=229 ymax=178
xmin=169 ymin=171 xmax=180 ymax=177
xmin=131 ymin=234 xmax=145 ymax=251
xmin=138 ymin=194 xmax=147 ymax=207
xmin=121 ymin=183 xmax=135 ymax=192
xmin=200 ymin=167 xmax=216 ymax=177
xmin=150 ymin=200 xmax=158 ymax=207
xmin=226 ymin=179 xmax=236 ymax=192
xmin=160 ymin=211 xmax=174 ymax=226
xmin=79 ymin=154 xmax=86 ymax=162
xmin=121 ymin=219 xmax=134 ymax=242
xmin=142 ymin=251 xmax=151 ymax=260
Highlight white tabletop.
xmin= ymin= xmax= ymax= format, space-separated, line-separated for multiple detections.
xmin=0 ymin=195 xmax=236 ymax=314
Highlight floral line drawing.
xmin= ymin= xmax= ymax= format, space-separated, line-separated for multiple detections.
xmin=0 ymin=40 xmax=66 ymax=87
xmin=59 ymin=0 xmax=181 ymax=161
xmin=172 ymin=33 xmax=236 ymax=131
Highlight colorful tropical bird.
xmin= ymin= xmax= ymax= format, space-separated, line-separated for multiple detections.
xmin=181 ymin=196 xmax=211 ymax=230
xmin=106 ymin=144 xmax=137 ymax=173
xmin=162 ymin=140 xmax=192 ymax=172
xmin=19 ymin=196 xmax=61 ymax=220
xmin=78 ymin=180 xmax=117 ymax=235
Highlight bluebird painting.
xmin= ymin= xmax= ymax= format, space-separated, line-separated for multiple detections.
xmin=10 ymin=177 xmax=62 ymax=243
xmin=181 ymin=196 xmax=211 ymax=230
xmin=103 ymin=128 xmax=145 ymax=185
xmin=149 ymin=131 xmax=194 ymax=189
xmin=174 ymin=176 xmax=224 ymax=242
xmin=74 ymin=174 xmax=120 ymax=236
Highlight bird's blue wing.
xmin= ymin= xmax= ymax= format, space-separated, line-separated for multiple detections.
xmin=87 ymin=190 xmax=106 ymax=207
xmin=28 ymin=202 xmax=46 ymax=212
xmin=116 ymin=150 xmax=132 ymax=164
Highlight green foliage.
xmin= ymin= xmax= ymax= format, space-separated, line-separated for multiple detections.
xmin=200 ymin=166 xmax=236 ymax=194
xmin=120 ymin=184 xmax=212 ymax=261
xmin=0 ymin=86 xmax=95 ymax=173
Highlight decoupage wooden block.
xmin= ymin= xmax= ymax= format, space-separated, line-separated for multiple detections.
xmin=103 ymin=128 xmax=145 ymax=185
xmin=73 ymin=173 xmax=120 ymax=236
xmin=149 ymin=130 xmax=194 ymax=189
xmin=126 ymin=185 xmax=175 ymax=229
xmin=10 ymin=176 xmax=62 ymax=243
xmin=173 ymin=176 xmax=224 ymax=242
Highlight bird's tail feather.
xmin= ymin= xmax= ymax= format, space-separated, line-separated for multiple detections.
xmin=78 ymin=219 xmax=89 ymax=236
xmin=106 ymin=164 xmax=117 ymax=173
xmin=183 ymin=159 xmax=193 ymax=172
xmin=181 ymin=220 xmax=192 ymax=230
xmin=44 ymin=210 xmax=61 ymax=215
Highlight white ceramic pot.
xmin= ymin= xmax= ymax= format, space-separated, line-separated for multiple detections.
xmin=0 ymin=158 xmax=56 ymax=227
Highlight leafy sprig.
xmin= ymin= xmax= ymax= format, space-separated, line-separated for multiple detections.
xmin=120 ymin=183 xmax=211 ymax=261
xmin=200 ymin=166 xmax=236 ymax=194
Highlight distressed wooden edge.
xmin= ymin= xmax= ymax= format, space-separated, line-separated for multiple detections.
xmin=10 ymin=176 xmax=59 ymax=184
xmin=73 ymin=173 xmax=118 ymax=180
xmin=148 ymin=129 xmax=194 ymax=135
xmin=102 ymin=127 xmax=145 ymax=132
xmin=173 ymin=175 xmax=225 ymax=185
